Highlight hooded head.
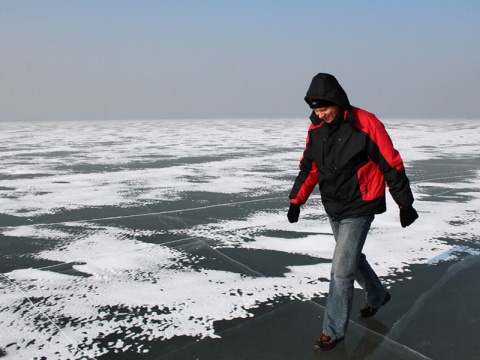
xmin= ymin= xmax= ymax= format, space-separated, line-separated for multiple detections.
xmin=304 ymin=73 xmax=351 ymax=110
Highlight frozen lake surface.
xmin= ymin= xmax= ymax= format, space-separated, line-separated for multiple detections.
xmin=1 ymin=118 xmax=479 ymax=359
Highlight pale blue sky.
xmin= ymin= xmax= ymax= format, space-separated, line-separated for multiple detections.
xmin=1 ymin=0 xmax=479 ymax=121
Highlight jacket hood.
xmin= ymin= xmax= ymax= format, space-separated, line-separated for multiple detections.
xmin=304 ymin=73 xmax=351 ymax=110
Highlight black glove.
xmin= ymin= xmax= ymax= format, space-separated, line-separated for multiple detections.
xmin=287 ymin=203 xmax=300 ymax=223
xmin=400 ymin=205 xmax=418 ymax=228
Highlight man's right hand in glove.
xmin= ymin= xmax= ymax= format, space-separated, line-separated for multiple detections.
xmin=287 ymin=203 xmax=300 ymax=223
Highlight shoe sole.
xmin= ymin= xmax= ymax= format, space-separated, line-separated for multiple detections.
xmin=360 ymin=292 xmax=391 ymax=318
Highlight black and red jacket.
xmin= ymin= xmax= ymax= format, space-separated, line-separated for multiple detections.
xmin=289 ymin=73 xmax=414 ymax=221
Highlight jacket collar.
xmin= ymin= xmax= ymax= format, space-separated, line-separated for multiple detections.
xmin=309 ymin=109 xmax=355 ymax=128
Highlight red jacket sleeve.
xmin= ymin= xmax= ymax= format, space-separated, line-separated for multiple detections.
xmin=289 ymin=128 xmax=319 ymax=205
xmin=353 ymin=108 xmax=414 ymax=207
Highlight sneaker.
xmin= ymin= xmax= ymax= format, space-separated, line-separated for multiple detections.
xmin=313 ymin=333 xmax=344 ymax=351
xmin=359 ymin=292 xmax=391 ymax=318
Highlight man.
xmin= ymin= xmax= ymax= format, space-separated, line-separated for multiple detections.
xmin=287 ymin=73 xmax=418 ymax=351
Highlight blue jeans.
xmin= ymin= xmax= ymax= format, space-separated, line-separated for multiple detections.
xmin=323 ymin=215 xmax=387 ymax=339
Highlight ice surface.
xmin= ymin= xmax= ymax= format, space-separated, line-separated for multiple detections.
xmin=0 ymin=118 xmax=479 ymax=359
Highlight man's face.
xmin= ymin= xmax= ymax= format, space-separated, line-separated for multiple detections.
xmin=313 ymin=105 xmax=342 ymax=123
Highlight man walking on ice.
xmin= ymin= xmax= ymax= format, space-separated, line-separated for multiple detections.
xmin=287 ymin=73 xmax=419 ymax=351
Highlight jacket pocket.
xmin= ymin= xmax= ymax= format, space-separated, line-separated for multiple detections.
xmin=357 ymin=161 xmax=385 ymax=201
